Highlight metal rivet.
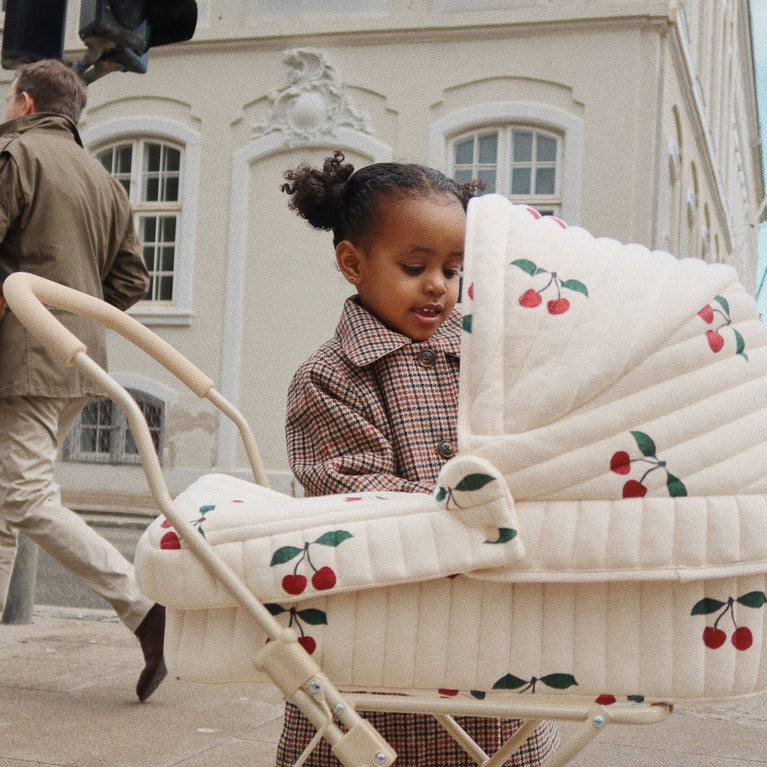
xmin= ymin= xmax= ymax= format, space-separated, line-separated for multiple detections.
xmin=592 ymin=714 xmax=605 ymax=728
xmin=309 ymin=680 xmax=321 ymax=694
xmin=374 ymin=754 xmax=388 ymax=766
xmin=334 ymin=703 xmax=346 ymax=715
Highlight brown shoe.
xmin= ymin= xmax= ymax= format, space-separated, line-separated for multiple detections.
xmin=134 ymin=603 xmax=167 ymax=702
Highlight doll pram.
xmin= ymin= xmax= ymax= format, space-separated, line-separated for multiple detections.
xmin=6 ymin=192 xmax=767 ymax=766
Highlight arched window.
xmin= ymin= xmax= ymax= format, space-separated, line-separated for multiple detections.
xmin=64 ymin=389 xmax=164 ymax=465
xmin=82 ymin=118 xmax=201 ymax=326
xmin=429 ymin=102 xmax=583 ymax=224
xmin=450 ymin=126 xmax=562 ymax=215
xmin=98 ymin=140 xmax=182 ymax=303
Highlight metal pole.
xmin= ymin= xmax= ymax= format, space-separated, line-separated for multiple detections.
xmin=1 ymin=533 xmax=38 ymax=624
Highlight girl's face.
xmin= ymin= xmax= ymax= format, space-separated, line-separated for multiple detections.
xmin=339 ymin=193 xmax=466 ymax=342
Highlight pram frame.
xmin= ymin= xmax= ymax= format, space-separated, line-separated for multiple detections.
xmin=3 ymin=270 xmax=672 ymax=767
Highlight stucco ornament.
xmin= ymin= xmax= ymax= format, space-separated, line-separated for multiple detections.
xmin=255 ymin=48 xmax=373 ymax=145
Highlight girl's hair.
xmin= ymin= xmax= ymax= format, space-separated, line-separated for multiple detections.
xmin=13 ymin=59 xmax=87 ymax=125
xmin=282 ymin=150 xmax=484 ymax=247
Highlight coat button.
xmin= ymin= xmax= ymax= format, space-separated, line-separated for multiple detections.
xmin=438 ymin=440 xmax=457 ymax=459
xmin=417 ymin=348 xmax=436 ymax=367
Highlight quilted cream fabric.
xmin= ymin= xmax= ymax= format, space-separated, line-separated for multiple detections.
xmin=135 ymin=196 xmax=767 ymax=701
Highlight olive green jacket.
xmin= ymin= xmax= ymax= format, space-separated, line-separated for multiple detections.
xmin=0 ymin=113 xmax=149 ymax=397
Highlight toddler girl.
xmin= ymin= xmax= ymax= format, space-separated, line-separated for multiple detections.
xmin=278 ymin=150 xmax=560 ymax=766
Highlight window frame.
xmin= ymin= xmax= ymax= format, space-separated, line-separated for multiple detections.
xmin=81 ymin=117 xmax=201 ymax=326
xmin=428 ymin=102 xmax=583 ymax=225
xmin=450 ymin=125 xmax=564 ymax=216
xmin=63 ymin=388 xmax=165 ymax=465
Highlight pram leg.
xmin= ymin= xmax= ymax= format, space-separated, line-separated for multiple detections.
xmin=433 ymin=715 xmax=543 ymax=766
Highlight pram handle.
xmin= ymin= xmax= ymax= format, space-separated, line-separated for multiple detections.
xmin=3 ymin=271 xmax=215 ymax=397
xmin=2 ymin=272 xmax=268 ymax=486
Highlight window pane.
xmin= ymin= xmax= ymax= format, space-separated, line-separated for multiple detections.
xmin=142 ymin=144 xmax=181 ymax=202
xmin=537 ymin=134 xmax=557 ymax=162
xmin=144 ymin=176 xmax=160 ymax=202
xmin=159 ymin=216 xmax=177 ymax=241
xmin=454 ymin=169 xmax=473 ymax=184
xmin=535 ymin=166 xmax=556 ymax=195
xmin=512 ymin=167 xmax=531 ymax=195
xmin=478 ymin=133 xmax=498 ymax=163
xmin=141 ymin=217 xmax=157 ymax=241
xmin=513 ymin=130 xmax=533 ymax=161
xmin=98 ymin=145 xmax=132 ymax=196
xmin=145 ymin=143 xmax=162 ymax=173
xmin=116 ymin=146 xmax=133 ymax=175
xmin=159 ymin=246 xmax=175 ymax=272
xmin=157 ymin=275 xmax=174 ymax=301
xmin=454 ymin=138 xmax=475 ymax=165
xmin=478 ymin=169 xmax=497 ymax=193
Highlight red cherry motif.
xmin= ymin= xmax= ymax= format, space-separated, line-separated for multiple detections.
xmin=622 ymin=479 xmax=647 ymax=498
xmin=732 ymin=626 xmax=753 ymax=651
xmin=282 ymin=574 xmax=308 ymax=595
xmin=160 ymin=531 xmax=181 ymax=550
xmin=547 ymin=298 xmax=570 ymax=315
xmin=298 ymin=636 xmax=317 ymax=655
xmin=706 ymin=330 xmax=724 ymax=353
xmin=438 ymin=689 xmax=460 ymax=697
xmin=594 ymin=694 xmax=617 ymax=706
xmin=467 ymin=283 xmax=474 ymax=300
xmin=698 ymin=305 xmax=714 ymax=324
xmin=160 ymin=518 xmax=172 ymax=529
xmin=702 ymin=626 xmax=727 ymax=649
xmin=311 ymin=566 xmax=337 ymax=591
xmin=609 ymin=451 xmax=631 ymax=475
xmin=519 ymin=289 xmax=542 ymax=308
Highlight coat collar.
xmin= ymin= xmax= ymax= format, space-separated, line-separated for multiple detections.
xmin=0 ymin=113 xmax=83 ymax=147
xmin=338 ymin=296 xmax=462 ymax=367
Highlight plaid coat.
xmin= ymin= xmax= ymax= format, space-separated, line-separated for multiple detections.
xmin=286 ymin=297 xmax=461 ymax=497
xmin=280 ymin=298 xmax=560 ymax=766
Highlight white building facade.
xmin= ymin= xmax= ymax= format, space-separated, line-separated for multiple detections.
xmin=1 ymin=0 xmax=762 ymax=509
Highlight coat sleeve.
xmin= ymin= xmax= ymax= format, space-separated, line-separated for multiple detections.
xmin=101 ymin=212 xmax=150 ymax=310
xmin=286 ymin=362 xmax=433 ymax=497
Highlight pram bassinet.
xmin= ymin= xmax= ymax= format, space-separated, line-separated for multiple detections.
xmin=6 ymin=194 xmax=767 ymax=766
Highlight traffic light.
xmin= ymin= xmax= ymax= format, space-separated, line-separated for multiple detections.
xmin=78 ymin=1 xmax=197 ymax=78
xmin=1 ymin=0 xmax=67 ymax=69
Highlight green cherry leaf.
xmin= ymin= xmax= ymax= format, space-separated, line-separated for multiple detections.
xmin=492 ymin=673 xmax=528 ymax=690
xmin=462 ymin=314 xmax=473 ymax=333
xmin=736 ymin=591 xmax=767 ymax=608
xmin=435 ymin=487 xmax=448 ymax=503
xmin=510 ymin=258 xmax=538 ymax=276
xmin=485 ymin=528 xmax=518 ymax=544
xmin=265 ymin=603 xmax=287 ymax=616
xmin=733 ymin=329 xmax=746 ymax=356
xmin=199 ymin=504 xmax=216 ymax=514
xmin=666 ymin=472 xmax=687 ymax=497
xmin=713 ymin=295 xmax=730 ymax=316
xmin=560 ymin=278 xmax=589 ymax=297
xmin=454 ymin=473 xmax=496 ymax=492
xmin=470 ymin=690 xmax=486 ymax=700
xmin=270 ymin=546 xmax=303 ymax=566
xmin=297 ymin=608 xmax=328 ymax=625
xmin=627 ymin=695 xmax=645 ymax=703
xmin=630 ymin=430 xmax=657 ymax=458
xmin=691 ymin=597 xmax=726 ymax=616
xmin=314 ymin=530 xmax=353 ymax=547
xmin=540 ymin=673 xmax=578 ymax=690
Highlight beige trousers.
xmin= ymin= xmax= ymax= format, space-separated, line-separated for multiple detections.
xmin=0 ymin=396 xmax=153 ymax=631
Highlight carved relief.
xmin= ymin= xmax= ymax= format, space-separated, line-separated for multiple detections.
xmin=254 ymin=47 xmax=373 ymax=145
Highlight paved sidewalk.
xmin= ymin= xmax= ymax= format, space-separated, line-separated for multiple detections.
xmin=2 ymin=606 xmax=767 ymax=766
